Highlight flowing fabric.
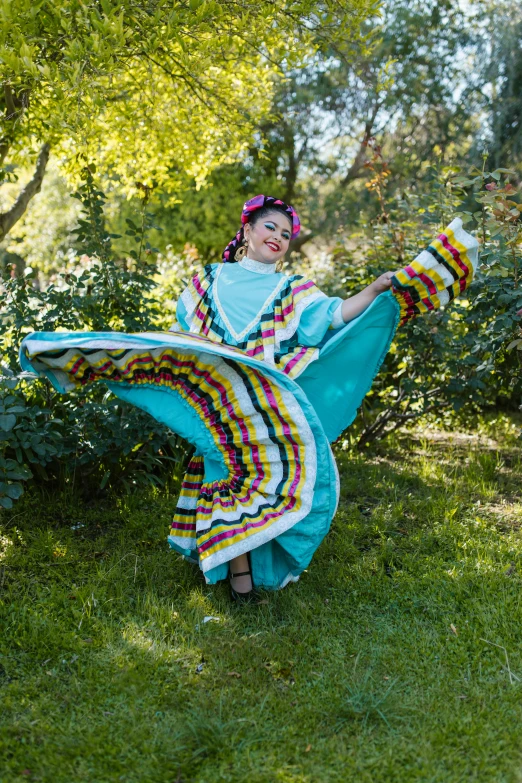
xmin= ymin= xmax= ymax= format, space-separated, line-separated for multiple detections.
xmin=19 ymin=218 xmax=479 ymax=589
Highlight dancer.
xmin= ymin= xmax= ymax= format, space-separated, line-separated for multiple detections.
xmin=20 ymin=195 xmax=479 ymax=601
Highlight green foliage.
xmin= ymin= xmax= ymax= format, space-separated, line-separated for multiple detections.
xmin=0 ymin=167 xmax=189 ymax=509
xmin=0 ymin=0 xmax=375 ymax=195
xmin=306 ymin=144 xmax=522 ymax=447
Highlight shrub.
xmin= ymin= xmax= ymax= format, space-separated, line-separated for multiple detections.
xmin=0 ymin=167 xmax=189 ymax=509
xmin=301 ymin=144 xmax=522 ymax=447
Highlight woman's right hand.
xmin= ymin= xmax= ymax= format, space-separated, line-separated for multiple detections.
xmin=369 ymin=271 xmax=395 ymax=294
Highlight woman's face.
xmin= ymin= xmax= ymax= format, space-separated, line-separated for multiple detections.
xmin=244 ymin=210 xmax=292 ymax=264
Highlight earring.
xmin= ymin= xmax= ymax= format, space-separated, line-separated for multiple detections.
xmin=236 ymin=243 xmax=247 ymax=261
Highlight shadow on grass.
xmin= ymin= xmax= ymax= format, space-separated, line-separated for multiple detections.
xmin=1 ymin=432 xmax=522 ymax=782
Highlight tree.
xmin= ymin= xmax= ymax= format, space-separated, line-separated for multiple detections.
xmin=469 ymin=0 xmax=522 ymax=169
xmin=0 ymin=0 xmax=375 ymax=240
xmin=149 ymin=0 xmax=476 ymax=258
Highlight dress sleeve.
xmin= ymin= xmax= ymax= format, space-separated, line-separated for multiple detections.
xmin=297 ymin=294 xmax=344 ymax=346
xmin=169 ymin=264 xmax=217 ymax=333
xmin=170 ymin=292 xmax=190 ymax=332
xmin=391 ymin=218 xmax=479 ymax=326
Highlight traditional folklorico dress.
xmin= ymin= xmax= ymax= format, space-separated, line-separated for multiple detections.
xmin=20 ymin=218 xmax=479 ymax=590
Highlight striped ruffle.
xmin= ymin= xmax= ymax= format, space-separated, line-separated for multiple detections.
xmin=391 ymin=218 xmax=479 ymax=326
xmin=21 ymin=332 xmax=318 ymax=574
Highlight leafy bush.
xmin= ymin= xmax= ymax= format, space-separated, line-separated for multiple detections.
xmin=0 ymin=167 xmax=190 ymax=509
xmin=306 ymin=144 xmax=522 ymax=447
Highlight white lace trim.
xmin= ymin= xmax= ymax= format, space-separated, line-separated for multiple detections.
xmin=330 ymin=302 xmax=345 ymax=330
xmin=239 ymin=256 xmax=278 ymax=275
xmin=180 ymin=286 xmax=200 ymax=333
xmin=279 ymin=572 xmax=301 ymax=588
xmin=329 ymin=444 xmax=341 ymax=518
xmin=274 ymin=290 xmax=327 ymax=350
xmin=213 ymin=263 xmax=287 ymax=343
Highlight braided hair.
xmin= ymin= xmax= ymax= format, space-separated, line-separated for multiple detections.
xmin=222 ymin=194 xmax=301 ymax=263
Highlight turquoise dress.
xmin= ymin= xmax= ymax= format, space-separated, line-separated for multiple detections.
xmin=19 ymin=219 xmax=479 ymax=589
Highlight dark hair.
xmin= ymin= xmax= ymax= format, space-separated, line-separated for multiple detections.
xmin=247 ymin=204 xmax=293 ymax=231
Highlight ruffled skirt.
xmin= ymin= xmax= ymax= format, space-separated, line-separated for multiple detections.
xmin=20 ymin=291 xmax=401 ymax=589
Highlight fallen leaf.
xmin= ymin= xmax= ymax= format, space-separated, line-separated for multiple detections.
xmin=305 ymin=744 xmax=312 ymax=752
xmin=383 ymin=676 xmax=390 ymax=680
xmin=256 ymin=599 xmax=269 ymax=605
xmin=450 ymin=624 xmax=458 ymax=636
xmin=227 ymin=671 xmax=241 ymax=678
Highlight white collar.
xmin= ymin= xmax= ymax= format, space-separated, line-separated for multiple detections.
xmin=238 ymin=256 xmax=277 ymax=275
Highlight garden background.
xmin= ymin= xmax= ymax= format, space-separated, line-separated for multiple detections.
xmin=1 ymin=1 xmax=521 ymax=781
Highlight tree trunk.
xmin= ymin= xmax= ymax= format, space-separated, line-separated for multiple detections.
xmin=0 ymin=143 xmax=50 ymax=242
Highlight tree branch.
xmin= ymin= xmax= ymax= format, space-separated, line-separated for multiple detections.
xmin=341 ymin=103 xmax=381 ymax=186
xmin=0 ymin=143 xmax=50 ymax=241
xmin=292 ymin=230 xmax=315 ymax=253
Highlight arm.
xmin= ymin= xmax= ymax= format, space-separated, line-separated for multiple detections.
xmin=340 ymin=271 xmax=395 ymax=323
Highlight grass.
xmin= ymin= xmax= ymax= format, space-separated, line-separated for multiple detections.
xmin=1 ymin=415 xmax=522 ymax=783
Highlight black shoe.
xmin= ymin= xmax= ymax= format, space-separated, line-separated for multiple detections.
xmin=229 ymin=566 xmax=258 ymax=604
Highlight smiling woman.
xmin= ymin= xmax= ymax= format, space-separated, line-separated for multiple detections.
xmin=20 ymin=195 xmax=480 ymax=603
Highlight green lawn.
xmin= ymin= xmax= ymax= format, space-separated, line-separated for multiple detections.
xmin=1 ymin=416 xmax=522 ymax=783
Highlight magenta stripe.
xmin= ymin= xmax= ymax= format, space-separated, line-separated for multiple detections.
xmin=198 ymin=496 xmax=297 ymax=552
xmin=70 ymin=356 xmax=85 ymax=375
xmin=182 ymin=481 xmax=202 ymax=490
xmin=171 ymin=522 xmax=197 ymax=531
xmin=246 ymin=344 xmax=265 ymax=356
xmin=292 ymin=280 xmax=315 ymax=296
xmin=417 ymin=272 xmax=438 ymax=295
xmin=438 ymin=234 xmax=469 ymax=276
xmin=192 ymin=275 xmax=207 ymax=297
xmin=283 ymin=346 xmax=307 ymax=375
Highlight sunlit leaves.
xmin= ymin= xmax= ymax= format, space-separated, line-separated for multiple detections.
xmin=0 ymin=0 xmax=375 ymax=195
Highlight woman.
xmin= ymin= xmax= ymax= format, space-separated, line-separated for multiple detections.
xmin=20 ymin=195 xmax=479 ymax=601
